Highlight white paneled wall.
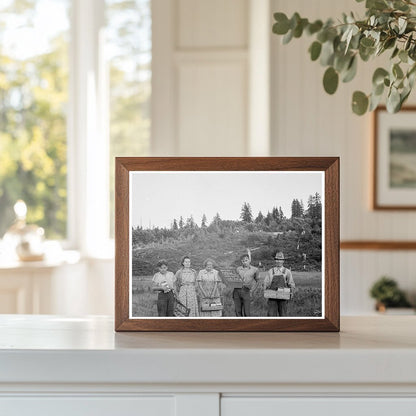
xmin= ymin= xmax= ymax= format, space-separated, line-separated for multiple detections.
xmin=152 ymin=0 xmax=250 ymax=156
xmin=150 ymin=0 xmax=416 ymax=314
xmin=271 ymin=0 xmax=416 ymax=313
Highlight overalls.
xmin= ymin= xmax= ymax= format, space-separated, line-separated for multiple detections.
xmin=267 ymin=268 xmax=289 ymax=317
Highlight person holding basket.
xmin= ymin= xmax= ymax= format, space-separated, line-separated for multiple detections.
xmin=197 ymin=258 xmax=225 ymax=317
xmin=264 ymin=251 xmax=295 ymax=317
xmin=152 ymin=259 xmax=177 ymax=317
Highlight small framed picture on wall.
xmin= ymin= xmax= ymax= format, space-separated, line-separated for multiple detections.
xmin=374 ymin=106 xmax=416 ymax=209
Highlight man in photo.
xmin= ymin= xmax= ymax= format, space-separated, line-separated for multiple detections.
xmin=233 ymin=252 xmax=259 ymax=316
xmin=264 ymin=251 xmax=295 ymax=317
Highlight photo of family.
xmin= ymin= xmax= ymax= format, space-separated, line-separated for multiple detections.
xmin=130 ymin=171 xmax=324 ymax=319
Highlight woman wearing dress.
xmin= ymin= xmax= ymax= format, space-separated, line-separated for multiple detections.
xmin=175 ymin=256 xmax=199 ymax=317
xmin=197 ymin=258 xmax=225 ymax=317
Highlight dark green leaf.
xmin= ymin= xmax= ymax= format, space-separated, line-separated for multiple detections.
xmin=369 ymin=92 xmax=383 ymax=111
xmin=307 ymin=20 xmax=323 ymax=35
xmin=393 ymin=63 xmax=404 ymax=79
xmin=352 ymin=91 xmax=369 ymax=115
xmin=399 ymin=50 xmax=408 ymax=63
xmin=342 ymin=56 xmax=357 ymax=82
xmin=273 ymin=13 xmax=290 ymax=35
xmin=372 ymin=68 xmax=389 ymax=85
xmin=323 ymin=67 xmax=339 ymax=94
xmin=366 ymin=0 xmax=388 ymax=10
xmin=309 ymin=41 xmax=322 ymax=61
xmin=374 ymin=82 xmax=385 ymax=96
xmin=360 ymin=37 xmax=375 ymax=48
xmin=391 ymin=47 xmax=399 ymax=59
xmin=282 ymin=29 xmax=293 ymax=44
xmin=320 ymin=41 xmax=335 ymax=66
xmin=386 ymin=87 xmax=401 ymax=112
xmin=405 ymin=34 xmax=413 ymax=51
xmin=383 ymin=37 xmax=396 ymax=50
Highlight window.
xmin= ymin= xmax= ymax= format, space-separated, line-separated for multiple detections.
xmin=0 ymin=0 xmax=151 ymax=253
xmin=0 ymin=0 xmax=70 ymax=239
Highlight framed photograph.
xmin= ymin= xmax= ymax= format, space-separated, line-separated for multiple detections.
xmin=115 ymin=157 xmax=339 ymax=332
xmin=374 ymin=106 xmax=416 ymax=209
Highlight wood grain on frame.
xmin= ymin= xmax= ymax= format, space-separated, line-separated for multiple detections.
xmin=115 ymin=157 xmax=340 ymax=332
xmin=341 ymin=241 xmax=416 ymax=250
xmin=373 ymin=106 xmax=416 ymax=210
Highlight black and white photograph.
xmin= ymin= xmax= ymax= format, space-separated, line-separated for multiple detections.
xmin=129 ymin=171 xmax=324 ymax=319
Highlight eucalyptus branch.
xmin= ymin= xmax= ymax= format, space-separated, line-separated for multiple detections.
xmin=272 ymin=0 xmax=416 ymax=114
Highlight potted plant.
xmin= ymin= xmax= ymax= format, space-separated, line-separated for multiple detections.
xmin=369 ymin=276 xmax=412 ymax=312
xmin=272 ymin=0 xmax=416 ymax=115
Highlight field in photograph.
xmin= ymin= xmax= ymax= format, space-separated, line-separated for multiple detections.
xmin=131 ymin=271 xmax=322 ymax=318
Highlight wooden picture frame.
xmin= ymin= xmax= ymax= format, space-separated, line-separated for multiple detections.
xmin=115 ymin=157 xmax=339 ymax=332
xmin=373 ymin=106 xmax=416 ymax=210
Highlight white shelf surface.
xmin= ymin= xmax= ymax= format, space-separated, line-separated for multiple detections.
xmin=0 ymin=315 xmax=415 ymax=388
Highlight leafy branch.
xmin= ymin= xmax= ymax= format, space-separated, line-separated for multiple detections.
xmin=273 ymin=0 xmax=416 ymax=115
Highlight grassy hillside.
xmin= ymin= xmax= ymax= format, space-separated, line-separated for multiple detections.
xmin=132 ymin=230 xmax=321 ymax=276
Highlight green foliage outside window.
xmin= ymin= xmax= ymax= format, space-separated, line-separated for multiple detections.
xmin=0 ymin=1 xmax=69 ymax=238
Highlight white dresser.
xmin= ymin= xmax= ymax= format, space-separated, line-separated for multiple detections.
xmin=0 ymin=315 xmax=415 ymax=415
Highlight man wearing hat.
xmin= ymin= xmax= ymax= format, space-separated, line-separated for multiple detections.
xmin=264 ymin=251 xmax=295 ymax=316
xmin=234 ymin=251 xmax=259 ymax=316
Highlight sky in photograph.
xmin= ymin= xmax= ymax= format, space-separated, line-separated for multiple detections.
xmin=131 ymin=171 xmax=324 ymax=229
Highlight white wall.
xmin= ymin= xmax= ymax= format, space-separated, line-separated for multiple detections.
xmin=271 ymin=0 xmax=416 ymax=313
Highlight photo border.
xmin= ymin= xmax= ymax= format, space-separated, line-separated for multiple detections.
xmin=115 ymin=157 xmax=339 ymax=332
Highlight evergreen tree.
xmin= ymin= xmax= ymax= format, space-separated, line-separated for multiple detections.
xmin=212 ymin=212 xmax=221 ymax=225
xmin=279 ymin=206 xmax=285 ymax=220
xmin=240 ymin=202 xmax=253 ymax=223
xmin=172 ymin=218 xmax=178 ymax=230
xmin=201 ymin=214 xmax=207 ymax=228
xmin=291 ymin=199 xmax=303 ymax=218
xmin=179 ymin=216 xmax=184 ymax=229
xmin=255 ymin=211 xmax=264 ymax=224
xmin=185 ymin=215 xmax=196 ymax=229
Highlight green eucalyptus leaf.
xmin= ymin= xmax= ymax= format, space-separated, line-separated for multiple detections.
xmin=352 ymin=91 xmax=369 ymax=115
xmin=374 ymin=82 xmax=385 ymax=96
xmin=369 ymin=92 xmax=383 ymax=111
xmin=282 ymin=29 xmax=294 ymax=44
xmin=405 ymin=34 xmax=413 ymax=51
xmin=307 ymin=20 xmax=323 ymax=35
xmin=273 ymin=13 xmax=290 ymax=35
xmin=342 ymin=56 xmax=357 ymax=82
xmin=366 ymin=0 xmax=388 ymax=10
xmin=359 ymin=44 xmax=375 ymax=61
xmin=372 ymin=67 xmax=389 ymax=85
xmin=360 ymin=37 xmax=375 ymax=48
xmin=320 ymin=40 xmax=335 ymax=66
xmin=393 ymin=63 xmax=404 ymax=79
xmin=323 ymin=67 xmax=339 ymax=94
xmin=391 ymin=47 xmax=399 ymax=59
xmin=399 ymin=49 xmax=408 ymax=63
xmin=398 ymin=17 xmax=407 ymax=34
xmin=383 ymin=37 xmax=396 ymax=50
xmin=387 ymin=87 xmax=401 ymax=113
xmin=309 ymin=41 xmax=322 ymax=61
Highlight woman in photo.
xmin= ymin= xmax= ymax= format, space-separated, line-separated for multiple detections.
xmin=151 ymin=259 xmax=176 ymax=317
xmin=197 ymin=258 xmax=225 ymax=317
xmin=175 ymin=255 xmax=199 ymax=317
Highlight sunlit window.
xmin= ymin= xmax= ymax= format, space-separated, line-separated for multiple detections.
xmin=0 ymin=0 xmax=151 ymax=246
xmin=0 ymin=0 xmax=70 ymax=239
xmin=106 ymin=0 xmax=151 ymax=236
